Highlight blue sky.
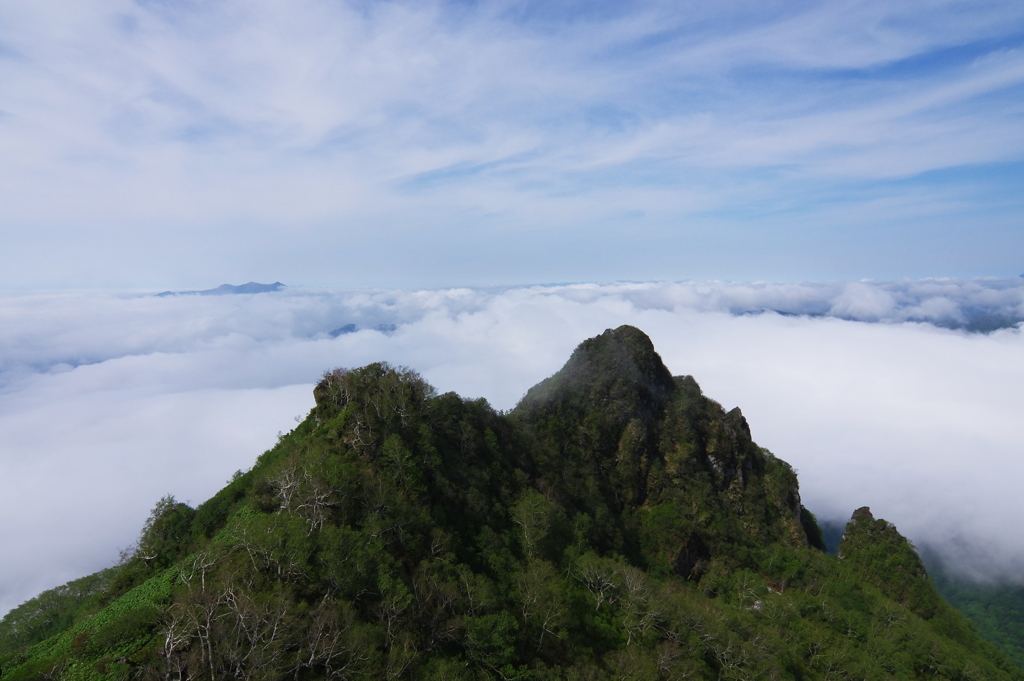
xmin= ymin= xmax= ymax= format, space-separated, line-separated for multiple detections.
xmin=1 ymin=0 xmax=1023 ymax=289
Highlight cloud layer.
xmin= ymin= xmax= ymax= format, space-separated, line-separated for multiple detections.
xmin=2 ymin=278 xmax=1022 ymax=616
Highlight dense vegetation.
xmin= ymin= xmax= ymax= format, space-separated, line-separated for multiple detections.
xmin=1 ymin=326 xmax=1020 ymax=680
xmin=929 ymin=566 xmax=1024 ymax=670
xmin=0 ymin=571 xmax=115 ymax=658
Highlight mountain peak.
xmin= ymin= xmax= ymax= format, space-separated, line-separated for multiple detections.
xmin=155 ymin=281 xmax=284 ymax=297
xmin=839 ymin=506 xmax=937 ymax=618
xmin=514 ymin=325 xmax=675 ymax=423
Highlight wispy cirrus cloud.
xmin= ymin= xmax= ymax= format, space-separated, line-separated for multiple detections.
xmin=1 ymin=1 xmax=1023 ymax=287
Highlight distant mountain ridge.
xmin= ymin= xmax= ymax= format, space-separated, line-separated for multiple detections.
xmin=0 ymin=326 xmax=1019 ymax=680
xmin=155 ymin=281 xmax=284 ymax=297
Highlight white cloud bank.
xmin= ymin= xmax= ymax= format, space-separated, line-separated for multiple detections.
xmin=2 ymin=278 xmax=1023 ymax=616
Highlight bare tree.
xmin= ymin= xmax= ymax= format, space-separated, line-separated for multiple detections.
xmin=516 ymin=560 xmax=565 ymax=651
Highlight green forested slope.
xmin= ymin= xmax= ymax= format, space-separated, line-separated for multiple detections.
xmin=930 ymin=566 xmax=1024 ymax=670
xmin=0 ymin=326 xmax=1018 ymax=680
xmin=0 ymin=570 xmax=115 ymax=657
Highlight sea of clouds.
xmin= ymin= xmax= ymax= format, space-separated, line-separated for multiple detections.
xmin=2 ymin=277 xmax=1023 ymax=617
